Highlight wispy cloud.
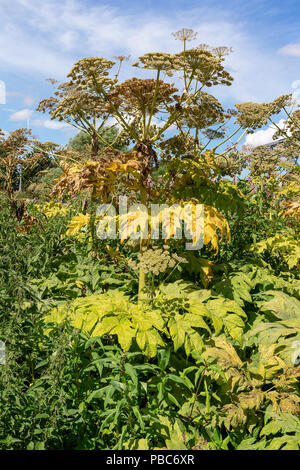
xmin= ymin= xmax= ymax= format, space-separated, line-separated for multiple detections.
xmin=278 ymin=43 xmax=300 ymax=58
xmin=31 ymin=118 xmax=77 ymax=139
xmin=0 ymin=0 xmax=295 ymax=103
xmin=9 ymin=109 xmax=33 ymax=122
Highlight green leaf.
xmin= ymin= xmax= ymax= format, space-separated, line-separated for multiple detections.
xmin=260 ymin=290 xmax=300 ymax=320
xmin=206 ymin=298 xmax=246 ymax=342
xmin=260 ymin=420 xmax=282 ymax=437
xmin=136 ymin=329 xmax=164 ymax=357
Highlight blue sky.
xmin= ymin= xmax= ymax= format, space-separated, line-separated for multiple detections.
xmin=0 ymin=0 xmax=300 ymax=147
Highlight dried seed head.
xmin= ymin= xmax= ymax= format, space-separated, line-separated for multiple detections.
xmin=172 ymin=28 xmax=198 ymax=42
xmin=113 ymin=55 xmax=131 ymax=62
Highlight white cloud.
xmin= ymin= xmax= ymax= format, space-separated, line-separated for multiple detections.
xmin=244 ymin=119 xmax=286 ymax=147
xmin=278 ymin=43 xmax=300 ymax=58
xmin=44 ymin=120 xmax=69 ymax=130
xmin=0 ymin=0 xmax=295 ymax=104
xmin=9 ymin=109 xmax=33 ymax=122
xmin=31 ymin=118 xmax=70 ymax=130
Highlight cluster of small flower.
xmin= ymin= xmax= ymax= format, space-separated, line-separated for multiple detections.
xmin=128 ymin=245 xmax=187 ymax=275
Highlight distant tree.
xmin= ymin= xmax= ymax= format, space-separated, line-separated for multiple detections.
xmin=21 ymin=142 xmax=59 ymax=191
xmin=26 ymin=166 xmax=63 ymax=201
xmin=69 ymin=125 xmax=129 ymax=154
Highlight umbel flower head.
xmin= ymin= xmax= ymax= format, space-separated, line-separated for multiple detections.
xmin=132 ymin=52 xmax=179 ymax=74
xmin=158 ymin=132 xmax=197 ymax=161
xmin=247 ymin=145 xmax=280 ymax=177
xmin=214 ymin=151 xmax=248 ymax=178
xmin=180 ymin=92 xmax=226 ymax=129
xmin=37 ymin=83 xmax=108 ymax=123
xmin=211 ymin=46 xmax=233 ymax=58
xmin=196 ymin=44 xmax=233 ymax=58
xmin=174 ymin=48 xmax=233 ymax=87
xmin=67 ymin=57 xmax=116 ymax=84
xmin=128 ymin=246 xmax=187 ymax=276
xmin=113 ymin=55 xmax=131 ymax=63
xmin=172 ymin=28 xmax=198 ymax=42
xmin=37 ymin=57 xmax=118 ymax=125
xmin=36 ymin=60 xmax=117 ymax=125
xmin=235 ymin=94 xmax=293 ymax=132
xmin=108 ymin=78 xmax=179 ymax=115
xmin=235 ymin=102 xmax=270 ymax=130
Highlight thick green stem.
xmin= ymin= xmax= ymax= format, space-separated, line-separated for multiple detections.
xmin=204 ymin=377 xmax=210 ymax=414
xmin=87 ymin=186 xmax=97 ymax=252
xmin=138 ymin=186 xmax=148 ymax=302
xmin=138 ymin=266 xmax=146 ymax=301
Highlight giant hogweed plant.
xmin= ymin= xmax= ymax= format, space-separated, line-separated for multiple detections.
xmin=1 ymin=30 xmax=297 ymax=449
xmin=36 ymin=28 xmax=293 ymax=300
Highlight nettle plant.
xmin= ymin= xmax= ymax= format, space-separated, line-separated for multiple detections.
xmin=37 ymin=28 xmax=292 ymax=299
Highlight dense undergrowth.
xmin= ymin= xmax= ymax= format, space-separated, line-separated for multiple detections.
xmin=0 ymin=181 xmax=299 ymax=450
